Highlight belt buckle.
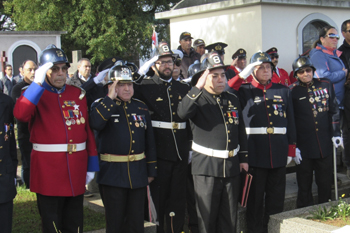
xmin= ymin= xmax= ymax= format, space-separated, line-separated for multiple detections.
xmin=172 ymin=122 xmax=179 ymax=130
xmin=129 ymin=154 xmax=135 ymax=162
xmin=67 ymin=144 xmax=77 ymax=153
xmin=228 ymin=150 xmax=234 ymax=157
xmin=266 ymin=127 xmax=274 ymax=134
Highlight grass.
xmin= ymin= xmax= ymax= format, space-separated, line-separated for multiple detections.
xmin=12 ymin=186 xmax=105 ymax=232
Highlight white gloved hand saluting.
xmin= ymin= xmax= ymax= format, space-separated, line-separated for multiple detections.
xmin=34 ymin=62 xmax=53 ymax=85
xmin=86 ymin=172 xmax=95 ymax=185
xmin=293 ymin=148 xmax=302 ymax=165
xmin=138 ymin=56 xmax=159 ymax=76
xmin=93 ymin=69 xmax=110 ymax=84
xmin=332 ymin=136 xmax=343 ymax=148
xmin=239 ymin=61 xmax=262 ymax=80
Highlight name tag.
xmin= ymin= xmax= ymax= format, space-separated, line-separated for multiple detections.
xmin=111 ymin=114 xmax=120 ymax=117
xmin=299 ymin=97 xmax=306 ymax=100
xmin=274 ymin=95 xmax=282 ymax=99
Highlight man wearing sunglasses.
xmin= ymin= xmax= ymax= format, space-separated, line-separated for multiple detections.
xmin=266 ymin=47 xmax=291 ymax=86
xmin=13 ymin=44 xmax=99 ymax=233
xmin=289 ymin=56 xmax=340 ymax=208
xmin=134 ymin=42 xmax=191 ymax=233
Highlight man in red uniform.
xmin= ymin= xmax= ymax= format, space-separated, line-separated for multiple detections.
xmin=13 ymin=45 xmax=99 ymax=233
xmin=266 ymin=47 xmax=291 ymax=86
xmin=226 ymin=48 xmax=253 ymax=83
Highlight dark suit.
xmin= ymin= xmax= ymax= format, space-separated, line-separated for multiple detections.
xmin=0 ymin=93 xmax=17 ymax=233
xmin=134 ymin=75 xmax=191 ymax=233
xmin=1 ymin=76 xmax=18 ymax=96
xmin=290 ymin=78 xmax=340 ymax=207
xmin=178 ymin=87 xmax=248 ymax=233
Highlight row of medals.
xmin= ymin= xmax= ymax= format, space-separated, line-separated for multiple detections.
xmin=227 ymin=111 xmax=239 ymax=125
xmin=64 ymin=109 xmax=85 ymax=126
xmin=309 ymin=88 xmax=329 ymax=117
xmin=133 ymin=115 xmax=147 ymax=129
xmin=273 ymin=104 xmax=286 ymax=118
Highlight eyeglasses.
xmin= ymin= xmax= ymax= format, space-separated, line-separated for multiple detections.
xmin=155 ymin=60 xmax=173 ymax=66
xmin=325 ymin=34 xmax=340 ymax=40
xmin=296 ymin=68 xmax=313 ymax=75
xmin=270 ymin=55 xmax=279 ymax=59
xmin=51 ymin=66 xmax=69 ymax=73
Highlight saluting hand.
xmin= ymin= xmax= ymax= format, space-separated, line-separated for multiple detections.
xmin=107 ymin=80 xmax=119 ymax=100
xmin=230 ymin=57 xmax=239 ymax=67
xmin=195 ymin=69 xmax=210 ymax=90
xmin=239 ymin=61 xmax=262 ymax=80
xmin=34 ymin=62 xmax=53 ymax=85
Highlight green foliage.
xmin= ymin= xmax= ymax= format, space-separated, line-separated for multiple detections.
xmin=4 ymin=0 xmax=179 ymax=64
xmin=12 ymin=185 xmax=105 ymax=232
xmin=308 ymin=196 xmax=350 ymax=221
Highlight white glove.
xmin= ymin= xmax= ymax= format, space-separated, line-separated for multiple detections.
xmin=293 ymin=148 xmax=302 ymax=165
xmin=287 ymin=156 xmax=293 ymax=165
xmin=34 ymin=62 xmax=53 ymax=85
xmin=138 ymin=56 xmax=159 ymax=76
xmin=239 ymin=61 xmax=262 ymax=80
xmin=93 ymin=69 xmax=110 ymax=84
xmin=332 ymin=136 xmax=343 ymax=148
xmin=86 ymin=172 xmax=95 ymax=185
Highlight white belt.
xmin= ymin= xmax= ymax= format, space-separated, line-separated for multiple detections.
xmin=245 ymin=127 xmax=286 ymax=135
xmin=151 ymin=120 xmax=186 ymax=130
xmin=192 ymin=142 xmax=240 ymax=159
xmin=33 ymin=142 xmax=86 ymax=153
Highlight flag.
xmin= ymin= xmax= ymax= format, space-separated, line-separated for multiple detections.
xmin=152 ymin=27 xmax=158 ymax=50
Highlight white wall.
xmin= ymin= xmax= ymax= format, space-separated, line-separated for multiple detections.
xmin=169 ymin=4 xmax=350 ymax=73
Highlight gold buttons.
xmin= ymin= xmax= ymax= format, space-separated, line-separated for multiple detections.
xmin=125 ymin=106 xmax=128 ymax=109
xmin=0 ymin=131 xmax=2 ymax=134
xmin=0 ymin=174 xmax=2 ymax=176
xmin=131 ymin=150 xmax=134 ymax=153
xmin=127 ymin=114 xmax=130 ymax=117
xmin=170 ymin=95 xmax=173 ymax=98
xmin=228 ymin=139 xmax=231 ymax=143
xmin=171 ymin=103 xmax=174 ymax=106
xmin=132 ymin=131 xmax=134 ymax=134
xmin=174 ymin=130 xmax=177 ymax=133
xmin=165 ymin=83 xmax=167 ymax=86
xmin=192 ymin=94 xmax=195 ymax=97
xmin=69 ymin=139 xmax=73 ymax=142
xmin=111 ymin=105 xmax=113 ymax=107
xmin=169 ymin=88 xmax=171 ymax=91
xmin=315 ymin=122 xmax=318 ymax=124
xmin=245 ymin=154 xmax=248 ymax=157
xmin=0 ymin=159 xmax=2 ymax=162
xmin=316 ymin=128 xmax=319 ymax=131
xmin=59 ymin=95 xmax=62 ymax=97
xmin=104 ymin=106 xmax=107 ymax=108
xmin=270 ymin=122 xmax=273 ymax=125
xmin=269 ymin=114 xmax=271 ymax=116
xmin=130 ymin=122 xmax=132 ymax=125
xmin=62 ymin=105 xmax=65 ymax=108
xmin=68 ymin=127 xmax=71 ymax=130
xmin=173 ymin=112 xmax=175 ymax=115
xmin=132 ymin=140 xmax=135 ymax=143
xmin=226 ymin=122 xmax=228 ymax=124
xmin=267 ymin=106 xmax=270 ymax=108
xmin=228 ymin=130 xmax=230 ymax=133
xmin=69 ymin=152 xmax=72 ymax=154
xmin=0 ymin=146 xmax=2 ymax=149
xmin=266 ymin=98 xmax=269 ymax=100
xmin=108 ymin=109 xmax=110 ymax=111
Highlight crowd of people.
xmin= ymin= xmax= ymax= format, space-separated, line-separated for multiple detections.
xmin=1 ymin=19 xmax=350 ymax=233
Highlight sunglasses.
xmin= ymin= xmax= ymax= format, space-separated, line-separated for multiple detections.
xmin=51 ymin=66 xmax=69 ymax=73
xmin=326 ymin=34 xmax=340 ymax=40
xmin=296 ymin=68 xmax=313 ymax=75
xmin=270 ymin=55 xmax=279 ymax=59
xmin=175 ymin=58 xmax=182 ymax=67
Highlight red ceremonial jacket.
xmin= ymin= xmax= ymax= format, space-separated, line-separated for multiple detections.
xmin=271 ymin=67 xmax=290 ymax=86
xmin=13 ymin=82 xmax=99 ymax=196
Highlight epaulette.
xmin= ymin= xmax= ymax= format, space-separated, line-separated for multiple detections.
xmin=132 ymin=98 xmax=146 ymax=105
xmin=143 ymin=76 xmax=152 ymax=80
xmin=226 ymin=91 xmax=238 ymax=99
xmin=21 ymin=86 xmax=29 ymax=91
xmin=71 ymin=85 xmax=86 ymax=100
xmin=94 ymin=98 xmax=104 ymax=103
xmin=179 ymin=80 xmax=190 ymax=86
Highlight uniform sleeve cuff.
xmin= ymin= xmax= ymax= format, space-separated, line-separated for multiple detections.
xmin=288 ymin=144 xmax=296 ymax=158
xmin=87 ymin=155 xmax=100 ymax=171
xmin=23 ymin=82 xmax=45 ymax=105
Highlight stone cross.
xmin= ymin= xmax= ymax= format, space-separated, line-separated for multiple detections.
xmin=69 ymin=50 xmax=82 ymax=75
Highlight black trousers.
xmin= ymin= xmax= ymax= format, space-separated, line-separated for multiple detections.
xmin=186 ymin=163 xmax=198 ymax=233
xmin=296 ymin=155 xmax=332 ymax=208
xmin=36 ymin=194 xmax=84 ymax=233
xmin=18 ymin=138 xmax=32 ymax=188
xmin=150 ymin=158 xmax=187 ymax=233
xmin=99 ymin=184 xmax=146 ymax=233
xmin=0 ymin=200 xmax=13 ymax=233
xmin=193 ymin=175 xmax=240 ymax=233
xmin=246 ymin=166 xmax=286 ymax=233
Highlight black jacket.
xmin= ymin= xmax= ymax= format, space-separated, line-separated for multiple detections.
xmin=339 ymin=39 xmax=350 ymax=70
xmin=238 ymin=80 xmax=297 ymax=168
xmin=11 ymin=81 xmax=30 ymax=140
xmin=290 ymin=78 xmax=340 ymax=159
xmin=90 ymin=96 xmax=157 ymax=189
xmin=134 ymin=75 xmax=191 ymax=162
xmin=178 ymin=87 xmax=248 ymax=177
xmin=0 ymin=93 xmax=17 ymax=203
